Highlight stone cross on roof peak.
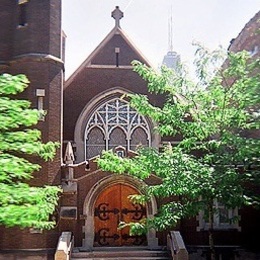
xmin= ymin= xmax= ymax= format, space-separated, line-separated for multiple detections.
xmin=111 ymin=6 xmax=124 ymax=28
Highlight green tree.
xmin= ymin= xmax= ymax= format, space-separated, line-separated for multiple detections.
xmin=0 ymin=73 xmax=61 ymax=230
xmin=97 ymin=45 xmax=260 ymax=260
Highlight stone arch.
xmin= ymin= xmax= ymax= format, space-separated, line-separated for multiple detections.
xmin=82 ymin=174 xmax=158 ymax=250
xmin=74 ymin=87 xmax=160 ymax=163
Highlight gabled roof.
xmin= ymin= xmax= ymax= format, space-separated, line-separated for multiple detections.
xmin=65 ymin=25 xmax=153 ymax=87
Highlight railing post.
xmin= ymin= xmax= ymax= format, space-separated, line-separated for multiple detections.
xmin=55 ymin=232 xmax=73 ymax=260
xmin=167 ymin=231 xmax=189 ymax=260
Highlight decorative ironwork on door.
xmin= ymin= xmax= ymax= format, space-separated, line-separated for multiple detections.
xmin=94 ymin=184 xmax=147 ymax=247
xmin=95 ymin=203 xmax=120 ymax=221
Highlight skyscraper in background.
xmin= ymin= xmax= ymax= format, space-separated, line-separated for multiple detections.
xmin=162 ymin=9 xmax=181 ymax=70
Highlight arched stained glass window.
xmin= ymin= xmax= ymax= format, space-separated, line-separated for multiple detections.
xmin=85 ymin=98 xmax=151 ymax=159
xmin=109 ymin=127 xmax=127 ymax=150
xmin=130 ymin=127 xmax=149 ymax=151
xmin=86 ymin=127 xmax=105 ymax=159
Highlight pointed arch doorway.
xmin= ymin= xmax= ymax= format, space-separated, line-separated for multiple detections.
xmin=83 ymin=175 xmax=158 ymax=250
xmin=94 ymin=183 xmax=146 ymax=247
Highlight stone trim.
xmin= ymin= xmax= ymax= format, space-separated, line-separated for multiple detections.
xmin=82 ymin=175 xmax=158 ymax=250
xmin=88 ymin=64 xmax=133 ymax=69
xmin=7 ymin=53 xmax=64 ymax=69
xmin=74 ymin=88 xmax=158 ymax=163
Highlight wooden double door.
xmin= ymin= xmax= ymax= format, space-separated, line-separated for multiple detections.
xmin=94 ymin=183 xmax=147 ymax=247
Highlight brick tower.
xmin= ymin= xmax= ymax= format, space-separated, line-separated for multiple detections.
xmin=0 ymin=0 xmax=63 ymax=258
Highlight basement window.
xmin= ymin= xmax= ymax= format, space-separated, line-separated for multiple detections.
xmin=18 ymin=0 xmax=29 ymax=27
xmin=197 ymin=200 xmax=241 ymax=231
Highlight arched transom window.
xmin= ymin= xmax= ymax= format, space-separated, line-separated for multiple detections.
xmin=85 ymin=98 xmax=151 ymax=159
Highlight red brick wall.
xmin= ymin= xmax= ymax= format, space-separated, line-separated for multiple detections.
xmin=64 ymin=68 xmax=164 ymax=141
xmin=0 ymin=0 xmax=15 ymax=63
xmin=229 ymin=11 xmax=260 ymax=55
xmin=13 ymin=1 xmax=62 ymax=58
xmin=0 ymin=0 xmax=63 ymax=253
xmin=91 ymin=34 xmax=148 ymax=66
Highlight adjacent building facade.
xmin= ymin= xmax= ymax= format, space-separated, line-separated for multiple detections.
xmin=0 ymin=0 xmax=64 ymax=258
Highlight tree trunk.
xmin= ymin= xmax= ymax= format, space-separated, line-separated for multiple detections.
xmin=208 ymin=203 xmax=216 ymax=260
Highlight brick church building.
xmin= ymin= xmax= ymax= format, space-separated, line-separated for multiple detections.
xmin=0 ymin=1 xmax=259 ymax=259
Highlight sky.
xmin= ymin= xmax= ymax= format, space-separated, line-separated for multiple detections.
xmin=62 ymin=0 xmax=260 ymax=79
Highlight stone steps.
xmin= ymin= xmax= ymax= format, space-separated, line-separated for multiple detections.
xmin=71 ymin=248 xmax=171 ymax=260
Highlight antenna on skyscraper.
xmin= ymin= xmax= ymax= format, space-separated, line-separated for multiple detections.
xmin=162 ymin=5 xmax=181 ymax=70
xmin=168 ymin=6 xmax=173 ymax=52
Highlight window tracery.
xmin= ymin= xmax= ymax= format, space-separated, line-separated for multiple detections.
xmin=85 ymin=98 xmax=151 ymax=159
